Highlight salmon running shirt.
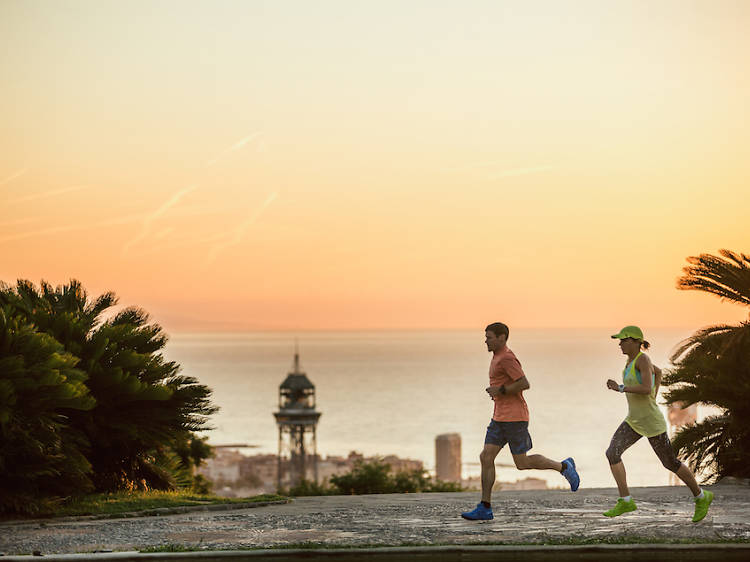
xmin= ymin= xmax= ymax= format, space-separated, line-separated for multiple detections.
xmin=489 ymin=347 xmax=529 ymax=422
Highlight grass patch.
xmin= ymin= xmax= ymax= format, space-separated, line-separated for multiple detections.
xmin=141 ymin=536 xmax=750 ymax=552
xmin=42 ymin=491 xmax=286 ymax=518
xmin=142 ymin=545 xmax=205 ymax=553
xmin=532 ymin=536 xmax=750 ymax=546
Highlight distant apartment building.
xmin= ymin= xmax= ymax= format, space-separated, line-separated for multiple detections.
xmin=381 ymin=455 xmax=423 ymax=474
xmin=496 ymin=477 xmax=548 ymax=491
xmin=198 ymin=448 xmax=244 ymax=484
xmin=435 ymin=433 xmax=461 ymax=482
xmin=460 ymin=475 xmax=549 ymax=492
xmin=317 ymin=454 xmax=357 ymax=483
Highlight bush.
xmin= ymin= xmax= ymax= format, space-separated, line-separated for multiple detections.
xmin=0 ymin=306 xmax=95 ymax=514
xmin=0 ymin=279 xmax=218 ymax=513
xmin=330 ymin=458 xmax=394 ymax=494
xmin=280 ymin=478 xmax=337 ymax=497
xmin=318 ymin=459 xmax=464 ymax=496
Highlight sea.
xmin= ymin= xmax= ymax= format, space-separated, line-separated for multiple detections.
xmin=165 ymin=328 xmax=706 ymax=489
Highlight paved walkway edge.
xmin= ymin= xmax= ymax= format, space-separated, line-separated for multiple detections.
xmin=4 ymin=545 xmax=750 ymax=562
xmin=0 ymin=501 xmax=292 ymax=527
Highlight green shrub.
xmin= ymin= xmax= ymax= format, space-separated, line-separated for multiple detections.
xmin=0 ymin=279 xmax=218 ymax=508
xmin=280 ymin=478 xmax=337 ymax=497
xmin=323 ymin=459 xmax=464 ymax=495
xmin=330 ymin=458 xmax=394 ymax=494
xmin=0 ymin=305 xmax=95 ymax=514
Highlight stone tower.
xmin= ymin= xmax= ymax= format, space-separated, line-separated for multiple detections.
xmin=273 ymin=349 xmax=321 ymax=489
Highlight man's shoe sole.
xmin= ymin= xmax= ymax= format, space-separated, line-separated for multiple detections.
xmin=461 ymin=513 xmax=493 ymax=521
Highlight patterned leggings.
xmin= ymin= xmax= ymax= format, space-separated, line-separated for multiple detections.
xmin=605 ymin=421 xmax=682 ymax=473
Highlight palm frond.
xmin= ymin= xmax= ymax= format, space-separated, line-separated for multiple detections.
xmin=669 ymin=324 xmax=735 ymax=363
xmin=677 ymin=249 xmax=750 ymax=307
xmin=671 ymin=415 xmax=731 ymax=482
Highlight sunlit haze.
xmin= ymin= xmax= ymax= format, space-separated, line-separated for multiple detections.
xmin=2 ymin=0 xmax=748 ymax=331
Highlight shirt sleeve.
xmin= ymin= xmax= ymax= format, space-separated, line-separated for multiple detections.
xmin=501 ymin=355 xmax=525 ymax=381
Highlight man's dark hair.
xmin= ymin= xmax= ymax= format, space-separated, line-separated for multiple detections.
xmin=485 ymin=322 xmax=509 ymax=340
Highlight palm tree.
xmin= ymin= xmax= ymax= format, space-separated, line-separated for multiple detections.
xmin=0 ymin=280 xmax=217 ymax=492
xmin=0 ymin=304 xmax=95 ymax=514
xmin=663 ymin=250 xmax=750 ymax=482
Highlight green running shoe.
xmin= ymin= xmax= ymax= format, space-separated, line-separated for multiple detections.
xmin=692 ymin=490 xmax=714 ymax=523
xmin=603 ymin=498 xmax=637 ymax=517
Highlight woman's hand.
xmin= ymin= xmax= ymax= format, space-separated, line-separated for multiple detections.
xmin=606 ymin=379 xmax=620 ymax=392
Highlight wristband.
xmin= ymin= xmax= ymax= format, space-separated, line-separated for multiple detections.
xmin=618 ymin=384 xmax=625 ymax=393
xmin=499 ymin=385 xmax=506 ymax=395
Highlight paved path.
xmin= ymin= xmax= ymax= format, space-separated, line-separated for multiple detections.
xmin=2 ymin=485 xmax=749 ymax=555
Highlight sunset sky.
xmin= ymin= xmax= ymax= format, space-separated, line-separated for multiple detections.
xmin=2 ymin=0 xmax=748 ymax=331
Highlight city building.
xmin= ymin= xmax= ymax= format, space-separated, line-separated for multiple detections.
xmin=198 ymin=450 xmax=423 ymax=497
xmin=435 ymin=433 xmax=461 ymax=482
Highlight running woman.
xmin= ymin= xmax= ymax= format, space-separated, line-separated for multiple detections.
xmin=604 ymin=326 xmax=714 ymax=522
xmin=461 ymin=322 xmax=580 ymax=521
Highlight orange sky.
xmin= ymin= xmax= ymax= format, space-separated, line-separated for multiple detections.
xmin=1 ymin=1 xmax=748 ymax=331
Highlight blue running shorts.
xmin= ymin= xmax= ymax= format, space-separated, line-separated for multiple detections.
xmin=484 ymin=420 xmax=533 ymax=454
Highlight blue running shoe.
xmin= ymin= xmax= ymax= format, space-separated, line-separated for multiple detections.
xmin=461 ymin=502 xmax=493 ymax=520
xmin=561 ymin=457 xmax=580 ymax=491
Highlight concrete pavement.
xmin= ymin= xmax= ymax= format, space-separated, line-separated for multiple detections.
xmin=1 ymin=484 xmax=748 ymax=556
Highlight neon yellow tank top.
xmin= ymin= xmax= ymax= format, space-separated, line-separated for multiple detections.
xmin=623 ymin=351 xmax=667 ymax=437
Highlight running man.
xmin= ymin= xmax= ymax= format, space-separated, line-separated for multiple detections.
xmin=604 ymin=325 xmax=713 ymax=522
xmin=461 ymin=322 xmax=580 ymax=521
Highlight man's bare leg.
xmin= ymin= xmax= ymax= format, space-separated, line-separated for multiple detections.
xmin=512 ymin=453 xmax=563 ymax=472
xmin=480 ymin=444 xmax=502 ymax=503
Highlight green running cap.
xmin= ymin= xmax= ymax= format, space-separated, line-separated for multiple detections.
xmin=611 ymin=325 xmax=644 ymax=340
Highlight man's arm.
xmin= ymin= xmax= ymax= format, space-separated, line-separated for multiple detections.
xmin=505 ymin=375 xmax=530 ymax=394
xmin=486 ymin=376 xmax=530 ymax=398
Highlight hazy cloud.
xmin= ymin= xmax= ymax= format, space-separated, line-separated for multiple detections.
xmin=486 ymin=166 xmax=552 ymax=180
xmin=0 ymin=213 xmax=147 ymax=244
xmin=0 ymin=218 xmax=38 ymax=227
xmin=443 ymin=160 xmax=506 ymax=172
xmin=153 ymin=227 xmax=176 ymax=240
xmin=206 ymin=132 xmax=263 ymax=166
xmin=122 ymin=184 xmax=199 ymax=255
xmin=203 ymin=191 xmax=278 ymax=266
xmin=0 ymin=168 xmax=28 ymax=187
xmin=7 ymin=184 xmax=88 ymax=204
xmin=127 ymin=231 xmax=226 ymax=258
